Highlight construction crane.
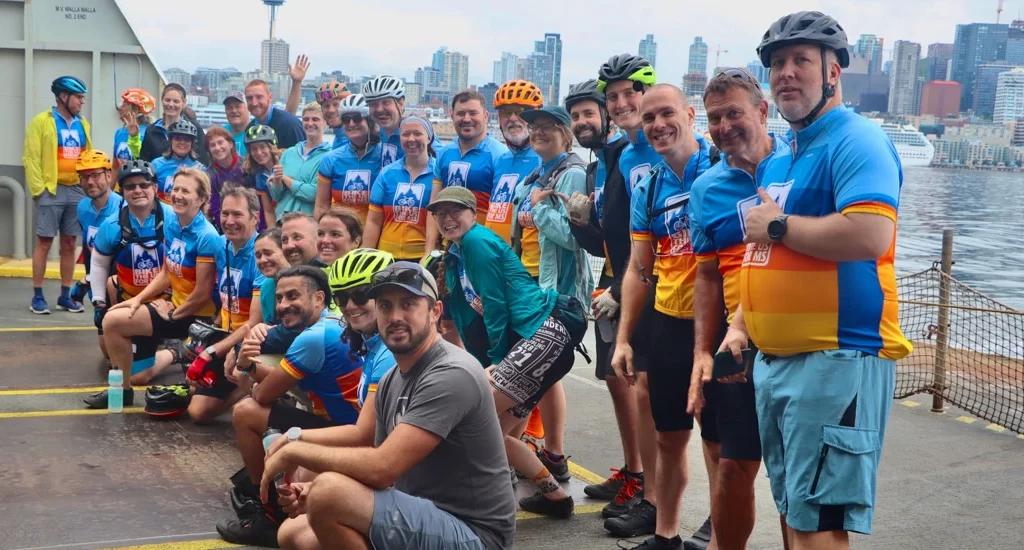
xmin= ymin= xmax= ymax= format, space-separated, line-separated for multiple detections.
xmin=715 ymin=45 xmax=729 ymax=72
xmin=997 ymin=0 xmax=1004 ymax=23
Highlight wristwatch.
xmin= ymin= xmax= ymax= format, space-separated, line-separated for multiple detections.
xmin=767 ymin=215 xmax=790 ymax=242
xmin=286 ymin=426 xmax=302 ymax=442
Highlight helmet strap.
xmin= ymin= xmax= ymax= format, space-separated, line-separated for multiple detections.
xmin=780 ymin=46 xmax=835 ymax=128
xmin=632 ymin=80 xmax=645 ymax=93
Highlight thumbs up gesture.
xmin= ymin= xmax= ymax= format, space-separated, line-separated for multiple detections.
xmin=237 ymin=324 xmax=261 ymax=373
xmin=743 ymin=188 xmax=784 ymax=245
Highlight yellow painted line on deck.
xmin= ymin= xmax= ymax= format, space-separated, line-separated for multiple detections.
xmin=956 ymin=416 xmax=978 ymax=424
xmin=986 ymin=424 xmax=1007 ymax=433
xmin=100 ymin=541 xmax=241 ymax=550
xmin=516 ymin=502 xmax=604 ymax=520
xmin=0 ymin=385 xmax=150 ymax=396
xmin=0 ymin=407 xmax=145 ymax=419
xmin=568 ymin=460 xmax=608 ymax=486
xmin=0 ymin=326 xmax=95 ymax=332
xmin=900 ymin=400 xmax=921 ymax=408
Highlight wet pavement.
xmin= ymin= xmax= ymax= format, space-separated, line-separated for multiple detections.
xmin=2 ymin=277 xmax=1024 ymax=549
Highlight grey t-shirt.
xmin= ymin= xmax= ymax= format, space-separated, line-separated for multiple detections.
xmin=375 ymin=338 xmax=515 ymax=549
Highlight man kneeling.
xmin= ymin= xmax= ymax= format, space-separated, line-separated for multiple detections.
xmin=262 ymin=262 xmax=515 ymax=550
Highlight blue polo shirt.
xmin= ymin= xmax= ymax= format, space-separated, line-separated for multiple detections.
xmin=432 ymin=135 xmax=509 ymax=224
xmin=619 ymin=129 xmax=663 ymax=197
xmin=485 ymin=146 xmax=541 ymax=244
xmin=281 ymin=313 xmax=365 ymax=424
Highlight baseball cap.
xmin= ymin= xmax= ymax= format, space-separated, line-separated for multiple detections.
xmin=222 ymin=91 xmax=245 ymax=105
xmin=367 ymin=261 xmax=439 ymax=301
xmin=426 ymin=186 xmax=477 ymax=213
xmin=520 ymin=105 xmax=571 ymax=127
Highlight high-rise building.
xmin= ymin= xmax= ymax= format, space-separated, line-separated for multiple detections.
xmin=405 ymin=82 xmax=423 ymax=107
xmin=261 ymin=39 xmax=290 ymax=75
xmin=535 ymin=33 xmax=562 ymax=105
xmin=441 ymin=50 xmax=469 ymax=93
xmin=526 ymin=51 xmax=554 ymax=104
xmin=414 ymin=66 xmax=442 ymax=88
xmin=856 ymin=34 xmax=885 ymax=75
xmin=920 ymin=81 xmax=962 ymax=117
xmin=165 ymin=67 xmax=192 ymax=89
xmin=951 ymin=23 xmax=1010 ymax=110
xmin=478 ymin=83 xmax=500 ymax=115
xmin=639 ymin=34 xmax=658 ymax=69
xmin=432 ymin=47 xmax=447 ymax=72
xmin=493 ymin=52 xmax=520 ymax=85
xmin=924 ymin=43 xmax=954 ymax=81
xmin=688 ymin=37 xmax=708 ymax=77
xmin=745 ymin=61 xmax=769 ymax=85
xmin=994 ymin=67 xmax=1024 ymax=123
xmin=888 ymin=41 xmax=921 ymax=115
xmin=973 ymin=62 xmax=1018 ymax=118
xmin=1007 ymin=21 xmax=1024 ymax=65
xmin=682 ymin=73 xmax=707 ymax=97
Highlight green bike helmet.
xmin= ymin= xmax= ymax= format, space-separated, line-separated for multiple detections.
xmin=597 ymin=54 xmax=656 ymax=94
xmin=245 ymin=124 xmax=278 ymax=147
xmin=328 ymin=248 xmax=395 ymax=292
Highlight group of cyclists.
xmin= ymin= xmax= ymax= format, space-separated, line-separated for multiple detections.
xmin=23 ymin=9 xmax=911 ymax=550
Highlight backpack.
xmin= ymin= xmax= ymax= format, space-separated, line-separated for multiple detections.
xmin=108 ymin=203 xmax=166 ymax=260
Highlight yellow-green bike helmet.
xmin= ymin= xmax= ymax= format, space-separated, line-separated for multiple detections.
xmin=328 ymin=248 xmax=395 ymax=292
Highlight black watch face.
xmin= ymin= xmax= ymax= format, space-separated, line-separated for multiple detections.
xmin=768 ymin=220 xmax=784 ymax=240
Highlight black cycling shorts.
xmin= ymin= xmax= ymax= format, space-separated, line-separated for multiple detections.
xmin=146 ymin=302 xmax=196 ymax=340
xmin=647 ymin=311 xmax=703 ymax=433
xmin=703 ymin=344 xmax=762 ymax=462
xmin=626 ymin=275 xmax=659 ymax=374
xmin=492 ymin=315 xmax=575 ymax=419
xmin=267 ymin=401 xmax=334 ymax=431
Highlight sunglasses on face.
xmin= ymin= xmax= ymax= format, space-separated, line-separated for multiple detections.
xmin=341 ymin=114 xmax=364 ymax=125
xmin=333 ymin=286 xmax=372 ymax=308
xmin=122 ymin=182 xmax=153 ymax=191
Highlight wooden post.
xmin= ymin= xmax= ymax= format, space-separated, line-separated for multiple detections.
xmin=932 ymin=229 xmax=954 ymax=413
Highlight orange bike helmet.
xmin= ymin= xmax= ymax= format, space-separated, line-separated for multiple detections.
xmin=493 ymin=80 xmax=544 ymax=109
xmin=76 ymin=150 xmax=112 ymax=172
xmin=121 ymin=88 xmax=156 ymax=114
xmin=316 ymin=81 xmax=351 ymax=104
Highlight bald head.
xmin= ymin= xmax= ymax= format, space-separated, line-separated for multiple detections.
xmin=640 ymin=83 xmax=697 ymax=158
xmin=645 ymin=84 xmax=689 ymax=109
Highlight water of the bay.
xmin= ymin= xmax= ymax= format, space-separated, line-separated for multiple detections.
xmin=897 ymin=167 xmax=1024 ymax=311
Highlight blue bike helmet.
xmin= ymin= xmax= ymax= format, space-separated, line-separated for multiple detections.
xmin=51 ymin=76 xmax=88 ymax=96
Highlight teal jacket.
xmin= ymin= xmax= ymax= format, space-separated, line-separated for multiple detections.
xmin=511 ymin=152 xmax=594 ymax=309
xmin=271 ymin=140 xmax=331 ymax=219
xmin=445 ymin=224 xmax=558 ymax=365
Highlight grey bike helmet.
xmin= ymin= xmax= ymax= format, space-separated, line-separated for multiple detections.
xmin=244 ymin=124 xmax=278 ymax=146
xmin=117 ymin=159 xmax=156 ymax=183
xmin=167 ymin=119 xmax=198 ymax=140
xmin=756 ymin=11 xmax=850 ymax=68
xmin=362 ymin=75 xmax=405 ymax=101
xmin=597 ymin=54 xmax=656 ymax=94
xmin=565 ymin=79 xmax=605 ymax=110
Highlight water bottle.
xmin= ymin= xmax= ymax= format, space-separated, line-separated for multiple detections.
xmin=108 ymin=369 xmax=124 ymax=413
xmin=262 ymin=429 xmax=289 ymax=488
xmin=597 ymin=317 xmax=614 ymax=343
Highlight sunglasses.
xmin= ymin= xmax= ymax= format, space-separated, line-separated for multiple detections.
xmin=371 ymin=267 xmax=434 ymax=298
xmin=122 ymin=182 xmax=153 ymax=191
xmin=341 ymin=114 xmax=364 ymax=125
xmin=713 ymin=68 xmax=759 ymax=85
xmin=333 ymin=286 xmax=372 ymax=308
xmin=317 ymin=90 xmax=338 ymax=103
xmin=498 ymin=106 xmax=533 ymax=118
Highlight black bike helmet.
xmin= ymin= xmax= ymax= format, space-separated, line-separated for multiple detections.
xmin=245 ymin=124 xmax=278 ymax=147
xmin=117 ymin=159 xmax=156 ymax=183
xmin=144 ymin=384 xmax=190 ymax=418
xmin=167 ymin=119 xmax=198 ymax=140
xmin=565 ymin=79 xmax=605 ymax=111
xmin=597 ymin=54 xmax=656 ymax=94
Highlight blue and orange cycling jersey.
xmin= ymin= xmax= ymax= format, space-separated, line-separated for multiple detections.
xmin=369 ymin=157 xmax=436 ymax=260
xmin=77 ymin=193 xmax=124 ymax=255
xmin=53 ymin=107 xmax=87 ymax=185
xmin=619 ymin=129 xmax=663 ymax=197
xmin=691 ymin=135 xmax=789 ymax=323
xmin=317 ymin=143 xmax=383 ymax=224
xmin=433 ymin=136 xmax=509 ymax=224
xmin=379 ymin=127 xmax=442 ymax=171
xmin=281 ymin=314 xmax=364 ymax=425
xmin=217 ymin=233 xmax=265 ymax=330
xmin=253 ymin=168 xmax=273 ymax=203
xmin=152 ymin=155 xmax=204 ymax=204
xmin=93 ymin=203 xmax=174 ymax=300
xmin=358 ymin=334 xmax=396 ymax=409
xmin=164 ymin=211 xmax=220 ymax=318
xmin=330 ymin=131 xmax=350 ymax=150
xmin=740 ymin=106 xmax=912 ymax=360
xmin=629 ymin=133 xmax=714 ymax=319
xmin=485 ymin=147 xmax=541 ymax=244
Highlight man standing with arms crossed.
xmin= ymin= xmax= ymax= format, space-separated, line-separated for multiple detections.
xmin=24 ymin=76 xmax=93 ymax=314
xmin=717 ymin=12 xmax=912 ymax=550
xmin=688 ymin=68 xmax=790 ymax=550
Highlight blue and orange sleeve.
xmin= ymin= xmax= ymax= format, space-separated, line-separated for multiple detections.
xmin=831 ymin=127 xmax=902 ymax=215
xmin=369 ymin=172 xmax=386 ymax=210
xmin=281 ymin=326 xmax=325 ymax=379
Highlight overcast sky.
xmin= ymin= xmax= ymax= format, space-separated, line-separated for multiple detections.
xmin=120 ymin=0 xmax=1021 ymax=95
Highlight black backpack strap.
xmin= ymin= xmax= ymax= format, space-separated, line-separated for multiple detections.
xmin=709 ymin=144 xmax=721 ymax=167
xmin=643 ymin=166 xmax=663 ymax=223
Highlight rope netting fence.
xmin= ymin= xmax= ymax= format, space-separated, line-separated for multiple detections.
xmin=896 ymin=266 xmax=1024 ymax=434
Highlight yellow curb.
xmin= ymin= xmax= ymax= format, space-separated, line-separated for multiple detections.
xmin=101 ymin=541 xmax=242 ymax=550
xmin=0 ymin=407 xmax=145 ymax=419
xmin=0 ymin=257 xmax=85 ymax=280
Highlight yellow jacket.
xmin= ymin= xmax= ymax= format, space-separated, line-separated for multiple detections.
xmin=22 ymin=109 xmax=93 ymax=198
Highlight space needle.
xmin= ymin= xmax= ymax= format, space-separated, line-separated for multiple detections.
xmin=260 ymin=0 xmax=289 ymax=75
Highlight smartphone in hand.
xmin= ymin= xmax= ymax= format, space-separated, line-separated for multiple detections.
xmin=712 ymin=348 xmax=754 ymax=379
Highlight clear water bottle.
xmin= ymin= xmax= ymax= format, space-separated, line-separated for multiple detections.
xmin=108 ymin=369 xmax=124 ymax=413
xmin=262 ymin=429 xmax=289 ymax=488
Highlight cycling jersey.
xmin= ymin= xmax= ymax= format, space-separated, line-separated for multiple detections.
xmin=740 ymin=106 xmax=912 ymax=360
xmin=152 ymin=155 xmax=204 ymax=204
xmin=164 ymin=210 xmax=221 ymax=318
xmin=77 ymin=192 xmax=124 ymax=255
xmin=217 ymin=233 xmax=265 ymax=330
xmin=253 ymin=168 xmax=273 ymax=204
xmin=53 ymin=107 xmax=87 ymax=185
xmin=691 ymin=135 xmax=789 ymax=323
xmin=369 ymin=157 xmax=436 ymax=260
xmin=594 ymin=133 xmax=625 ymax=222
xmin=358 ymin=333 xmax=397 ymax=409
xmin=485 ymin=147 xmax=541 ymax=244
xmin=113 ymin=125 xmax=148 ymax=167
xmin=433 ymin=136 xmax=509 ymax=223
xmin=629 ymin=133 xmax=714 ymax=319
xmin=281 ymin=314 xmax=365 ymax=424
xmin=379 ymin=127 xmax=443 ymax=170
xmin=93 ymin=203 xmax=175 ymax=300
xmin=317 ymin=142 xmax=383 ymax=224
xmin=619 ymin=129 xmax=663 ymax=197
xmin=516 ymin=195 xmax=540 ymax=278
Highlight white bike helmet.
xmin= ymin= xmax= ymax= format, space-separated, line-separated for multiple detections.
xmin=362 ymin=75 xmax=405 ymax=101
xmin=339 ymin=94 xmax=370 ymax=117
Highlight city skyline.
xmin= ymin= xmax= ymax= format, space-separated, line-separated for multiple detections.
xmin=120 ymin=0 xmax=1022 ymax=102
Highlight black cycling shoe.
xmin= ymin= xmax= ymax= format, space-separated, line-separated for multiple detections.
xmin=681 ymin=515 xmax=712 ymax=550
xmin=518 ymin=492 xmax=574 ymax=519
xmin=537 ymin=450 xmax=571 ymax=482
xmin=585 ymin=466 xmax=629 ymax=500
xmin=83 ymin=387 xmax=134 ymax=409
xmin=619 ymin=535 xmax=683 ymax=549
xmin=602 ymin=474 xmax=644 ymax=518
xmin=604 ymin=499 xmax=657 ymax=538
xmin=216 ymin=513 xmax=280 ymax=548
xmin=230 ymin=486 xmax=259 ymax=517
